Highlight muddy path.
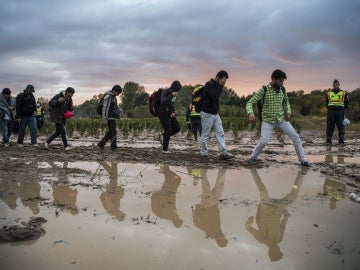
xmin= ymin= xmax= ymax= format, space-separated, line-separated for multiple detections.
xmin=1 ymin=130 xmax=359 ymax=192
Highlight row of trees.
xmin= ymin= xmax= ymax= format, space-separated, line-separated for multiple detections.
xmin=72 ymin=81 xmax=360 ymax=121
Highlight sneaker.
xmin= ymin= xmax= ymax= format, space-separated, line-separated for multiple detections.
xmin=162 ymin=150 xmax=171 ymax=154
xmin=4 ymin=143 xmax=9 ymax=148
xmin=64 ymin=146 xmax=72 ymax=151
xmin=325 ymin=141 xmax=332 ymax=145
xmin=219 ymin=152 xmax=234 ymax=160
xmin=97 ymin=142 xmax=104 ymax=149
xmin=248 ymin=158 xmax=257 ymax=165
xmin=32 ymin=143 xmax=39 ymax=147
xmin=301 ymin=161 xmax=312 ymax=168
xmin=339 ymin=141 xmax=345 ymax=145
xmin=111 ymin=146 xmax=117 ymax=151
xmin=17 ymin=144 xmax=23 ymax=148
xmin=159 ymin=134 xmax=164 ymax=146
xmin=44 ymin=142 xmax=49 ymax=148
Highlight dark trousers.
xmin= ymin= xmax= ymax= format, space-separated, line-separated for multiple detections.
xmin=190 ymin=117 xmax=202 ymax=141
xmin=326 ymin=109 xmax=345 ymax=143
xmin=99 ymin=120 xmax=117 ymax=150
xmin=47 ymin=123 xmax=68 ymax=147
xmin=159 ymin=115 xmax=180 ymax=151
xmin=36 ymin=115 xmax=44 ymax=130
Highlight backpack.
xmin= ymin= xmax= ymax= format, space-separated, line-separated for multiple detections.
xmin=257 ymin=85 xmax=286 ymax=121
xmin=192 ymin=85 xmax=205 ymax=113
xmin=96 ymin=96 xmax=105 ymax=115
xmin=149 ymin=88 xmax=163 ymax=116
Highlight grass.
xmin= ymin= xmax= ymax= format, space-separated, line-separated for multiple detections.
xmin=35 ymin=116 xmax=359 ymax=138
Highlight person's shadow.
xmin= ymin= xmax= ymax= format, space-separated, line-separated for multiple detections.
xmin=192 ymin=168 xmax=228 ymax=247
xmin=325 ymin=146 xmax=345 ymax=163
xmin=151 ymin=164 xmax=183 ymax=228
xmin=0 ymin=172 xmax=41 ymax=215
xmin=245 ymin=167 xmax=308 ymax=261
xmin=323 ymin=178 xmax=346 ymax=210
xmin=49 ymin=161 xmax=79 ymax=215
xmin=99 ymin=161 xmax=125 ymax=221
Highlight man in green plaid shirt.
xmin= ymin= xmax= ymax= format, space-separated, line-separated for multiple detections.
xmin=246 ymin=69 xmax=312 ymax=167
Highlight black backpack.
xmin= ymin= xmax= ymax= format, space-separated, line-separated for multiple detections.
xmin=96 ymin=96 xmax=105 ymax=115
xmin=192 ymin=85 xmax=205 ymax=113
xmin=149 ymin=88 xmax=163 ymax=116
xmin=257 ymin=86 xmax=286 ymax=121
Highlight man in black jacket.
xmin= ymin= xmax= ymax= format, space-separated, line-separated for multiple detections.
xmin=16 ymin=85 xmax=38 ymax=147
xmin=45 ymin=87 xmax=75 ymax=150
xmin=158 ymin=80 xmax=182 ymax=153
xmin=199 ymin=70 xmax=233 ymax=160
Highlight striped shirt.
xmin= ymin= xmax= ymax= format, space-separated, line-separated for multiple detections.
xmin=246 ymin=83 xmax=291 ymax=124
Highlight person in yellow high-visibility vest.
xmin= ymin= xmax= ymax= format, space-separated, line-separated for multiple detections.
xmin=185 ymin=103 xmax=202 ymax=141
xmin=35 ymin=99 xmax=45 ymax=130
xmin=325 ymin=79 xmax=349 ymax=145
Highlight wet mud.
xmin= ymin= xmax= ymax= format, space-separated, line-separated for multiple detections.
xmin=0 ymin=130 xmax=360 ymax=269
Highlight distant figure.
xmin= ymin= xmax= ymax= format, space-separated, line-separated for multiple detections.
xmin=45 ymin=87 xmax=75 ymax=150
xmin=97 ymin=85 xmax=122 ymax=151
xmin=0 ymin=88 xmax=16 ymax=147
xmin=325 ymin=79 xmax=349 ymax=145
xmin=35 ymin=99 xmax=45 ymax=130
xmin=158 ymin=80 xmax=182 ymax=154
xmin=186 ymin=103 xmax=202 ymax=141
xmin=16 ymin=84 xmax=38 ymax=147
xmin=199 ymin=70 xmax=234 ymax=160
xmin=246 ymin=69 xmax=312 ymax=168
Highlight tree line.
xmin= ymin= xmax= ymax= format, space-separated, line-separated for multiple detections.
xmin=71 ymin=82 xmax=359 ymax=122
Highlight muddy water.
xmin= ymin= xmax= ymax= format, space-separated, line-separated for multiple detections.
xmin=0 ymin=162 xmax=359 ymax=270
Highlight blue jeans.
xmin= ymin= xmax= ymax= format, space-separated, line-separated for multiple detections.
xmin=47 ymin=123 xmax=68 ymax=147
xmin=200 ymin=112 xmax=227 ymax=156
xmin=17 ymin=116 xmax=37 ymax=144
xmin=250 ymin=120 xmax=306 ymax=162
xmin=1 ymin=119 xmax=13 ymax=144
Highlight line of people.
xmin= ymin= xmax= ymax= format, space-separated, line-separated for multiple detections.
xmin=159 ymin=69 xmax=314 ymax=167
xmin=1 ymin=69 xmax=349 ymax=168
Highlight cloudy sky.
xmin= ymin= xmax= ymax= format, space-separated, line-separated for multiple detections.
xmin=1 ymin=0 xmax=359 ymax=104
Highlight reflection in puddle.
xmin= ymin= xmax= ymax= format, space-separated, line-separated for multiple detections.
xmin=193 ymin=168 xmax=227 ymax=247
xmin=152 ymin=165 xmax=182 ymax=228
xmin=246 ymin=167 xmax=307 ymax=261
xmin=0 ymin=162 xmax=359 ymax=269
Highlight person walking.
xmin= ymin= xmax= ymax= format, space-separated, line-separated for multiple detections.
xmin=35 ymin=99 xmax=45 ymax=130
xmin=246 ymin=69 xmax=312 ymax=167
xmin=0 ymin=88 xmax=16 ymax=147
xmin=158 ymin=80 xmax=182 ymax=153
xmin=45 ymin=87 xmax=75 ymax=150
xmin=15 ymin=84 xmax=38 ymax=147
xmin=97 ymin=85 xmax=122 ymax=151
xmin=199 ymin=70 xmax=234 ymax=160
xmin=186 ymin=102 xmax=202 ymax=141
xmin=325 ymin=79 xmax=349 ymax=145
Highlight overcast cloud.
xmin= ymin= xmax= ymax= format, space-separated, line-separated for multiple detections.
xmin=0 ymin=0 xmax=359 ymax=104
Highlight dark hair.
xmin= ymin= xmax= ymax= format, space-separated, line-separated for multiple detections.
xmin=170 ymin=80 xmax=182 ymax=92
xmin=271 ymin=69 xmax=287 ymax=80
xmin=216 ymin=70 xmax=229 ymax=79
xmin=112 ymin=85 xmax=122 ymax=93
xmin=65 ymin=87 xmax=75 ymax=94
xmin=2 ymin=88 xmax=11 ymax=95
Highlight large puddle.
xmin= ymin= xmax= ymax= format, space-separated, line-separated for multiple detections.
xmin=1 ymin=162 xmax=359 ymax=270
